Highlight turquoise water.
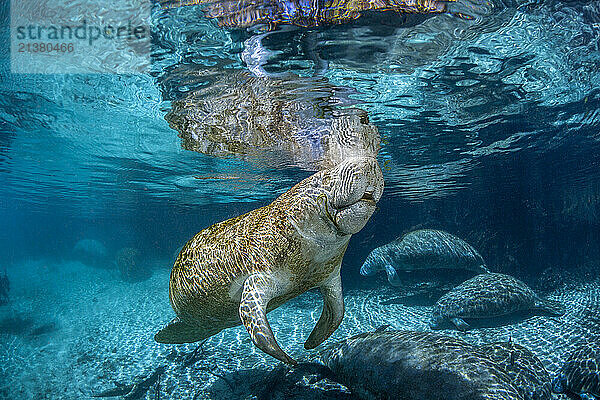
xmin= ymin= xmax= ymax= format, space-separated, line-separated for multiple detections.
xmin=1 ymin=0 xmax=599 ymax=398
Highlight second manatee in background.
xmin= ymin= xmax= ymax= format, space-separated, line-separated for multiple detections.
xmin=360 ymin=229 xmax=488 ymax=286
xmin=430 ymin=273 xmax=565 ymax=331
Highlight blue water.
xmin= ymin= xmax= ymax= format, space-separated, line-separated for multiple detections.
xmin=0 ymin=0 xmax=599 ymax=398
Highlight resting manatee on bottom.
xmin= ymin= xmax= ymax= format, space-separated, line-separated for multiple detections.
xmin=430 ymin=273 xmax=565 ymax=331
xmin=155 ymin=157 xmax=383 ymax=364
xmin=553 ymin=337 xmax=600 ymax=400
xmin=480 ymin=341 xmax=553 ymax=400
xmin=360 ymin=229 xmax=488 ymax=286
xmin=319 ymin=328 xmax=530 ymax=400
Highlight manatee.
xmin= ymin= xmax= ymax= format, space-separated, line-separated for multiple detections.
xmin=430 ymin=273 xmax=565 ymax=331
xmin=479 ymin=341 xmax=552 ymax=400
xmin=553 ymin=338 xmax=600 ymax=400
xmin=319 ymin=328 xmax=524 ymax=400
xmin=155 ymin=157 xmax=384 ymax=364
xmin=360 ymin=229 xmax=488 ymax=286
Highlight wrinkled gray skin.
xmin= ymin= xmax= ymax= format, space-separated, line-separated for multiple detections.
xmin=360 ymin=229 xmax=488 ymax=286
xmin=430 ymin=273 xmax=565 ymax=331
xmin=480 ymin=341 xmax=553 ymax=400
xmin=553 ymin=338 xmax=600 ymax=400
xmin=319 ymin=329 xmax=525 ymax=400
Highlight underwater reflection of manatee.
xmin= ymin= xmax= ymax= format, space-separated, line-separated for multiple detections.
xmin=159 ymin=0 xmax=452 ymax=29
xmin=163 ymin=69 xmax=380 ymax=170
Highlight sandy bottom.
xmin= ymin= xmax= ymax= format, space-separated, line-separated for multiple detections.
xmin=0 ymin=259 xmax=598 ymax=399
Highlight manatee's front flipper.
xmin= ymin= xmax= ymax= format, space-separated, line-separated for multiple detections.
xmin=451 ymin=317 xmax=471 ymax=331
xmin=239 ymin=273 xmax=296 ymax=365
xmin=304 ymin=273 xmax=344 ymax=350
xmin=384 ymin=264 xmax=402 ymax=286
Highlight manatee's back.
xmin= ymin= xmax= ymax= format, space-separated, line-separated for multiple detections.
xmin=393 ymin=229 xmax=486 ymax=272
xmin=434 ymin=273 xmax=538 ymax=319
xmin=479 ymin=342 xmax=553 ymax=400
xmin=559 ymin=339 xmax=600 ymax=396
xmin=321 ymin=330 xmax=523 ymax=400
xmin=168 ymin=206 xmax=281 ymax=323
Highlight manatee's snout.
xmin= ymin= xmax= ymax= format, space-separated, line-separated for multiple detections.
xmin=330 ymin=157 xmax=383 ymax=208
xmin=329 ymin=157 xmax=383 ymax=235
